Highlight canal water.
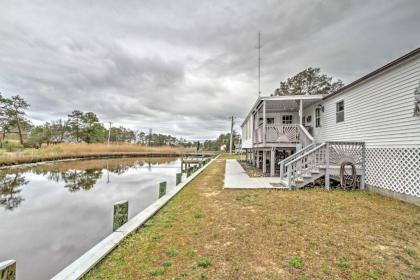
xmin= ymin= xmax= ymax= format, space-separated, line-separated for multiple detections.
xmin=0 ymin=157 xmax=183 ymax=280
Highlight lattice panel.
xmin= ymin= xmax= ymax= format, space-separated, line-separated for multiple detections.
xmin=366 ymin=148 xmax=420 ymax=197
xmin=328 ymin=142 xmax=364 ymax=167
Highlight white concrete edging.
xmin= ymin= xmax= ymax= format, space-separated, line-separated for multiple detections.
xmin=52 ymin=155 xmax=220 ymax=280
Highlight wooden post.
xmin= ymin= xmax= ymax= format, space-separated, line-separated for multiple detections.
xmin=256 ymin=151 xmax=260 ymax=168
xmin=113 ymin=200 xmax=128 ymax=231
xmin=299 ymin=98 xmax=303 ymax=125
xmin=263 ymin=100 xmax=266 ymax=145
xmin=176 ymin=173 xmax=182 ymax=186
xmin=360 ymin=142 xmax=366 ymax=189
xmin=159 ymin=181 xmax=167 ymax=198
xmin=280 ymin=162 xmax=284 ymax=180
xmin=287 ymin=168 xmax=292 ymax=190
xmin=325 ymin=142 xmax=330 ymax=190
xmin=262 ymin=150 xmax=267 ymax=174
xmin=270 ymin=148 xmax=275 ymax=177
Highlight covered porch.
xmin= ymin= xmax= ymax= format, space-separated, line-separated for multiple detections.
xmin=243 ymin=95 xmax=323 ymax=177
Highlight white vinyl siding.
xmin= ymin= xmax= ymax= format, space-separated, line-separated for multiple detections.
xmin=319 ymin=54 xmax=420 ymax=148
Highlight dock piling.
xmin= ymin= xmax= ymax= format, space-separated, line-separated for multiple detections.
xmin=176 ymin=173 xmax=182 ymax=185
xmin=113 ymin=200 xmax=129 ymax=231
xmin=159 ymin=181 xmax=167 ymax=198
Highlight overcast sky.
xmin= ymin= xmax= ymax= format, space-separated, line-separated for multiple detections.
xmin=1 ymin=0 xmax=419 ymax=140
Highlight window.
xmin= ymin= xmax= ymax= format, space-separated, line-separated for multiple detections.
xmin=315 ymin=108 xmax=321 ymax=127
xmin=336 ymin=101 xmax=344 ymax=123
xmin=282 ymin=115 xmax=293 ymax=124
xmin=258 ymin=117 xmax=274 ymax=124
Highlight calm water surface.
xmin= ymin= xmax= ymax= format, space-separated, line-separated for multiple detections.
xmin=0 ymin=157 xmax=183 ymax=280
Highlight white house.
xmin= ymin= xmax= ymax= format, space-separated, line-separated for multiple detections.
xmin=241 ymin=47 xmax=420 ymax=204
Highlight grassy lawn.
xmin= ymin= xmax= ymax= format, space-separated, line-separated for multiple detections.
xmin=84 ymin=155 xmax=420 ymax=280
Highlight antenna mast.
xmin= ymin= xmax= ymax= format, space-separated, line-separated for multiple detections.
xmin=257 ymin=32 xmax=262 ymax=96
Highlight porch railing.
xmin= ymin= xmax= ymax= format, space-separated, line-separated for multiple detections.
xmin=281 ymin=141 xmax=366 ymax=190
xmin=254 ymin=124 xmax=314 ymax=148
xmin=254 ymin=124 xmax=300 ymax=144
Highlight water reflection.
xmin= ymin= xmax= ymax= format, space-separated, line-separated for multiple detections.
xmin=0 ymin=156 xmax=180 ymax=280
xmin=0 ymin=172 xmax=27 ymax=210
xmin=0 ymin=157 xmax=177 ymax=211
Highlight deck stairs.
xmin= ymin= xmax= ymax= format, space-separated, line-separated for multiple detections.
xmin=279 ymin=141 xmax=366 ymax=189
xmin=279 ymin=143 xmax=327 ymax=189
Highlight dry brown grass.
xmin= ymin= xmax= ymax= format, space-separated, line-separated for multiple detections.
xmin=84 ymin=155 xmax=420 ymax=280
xmin=0 ymin=143 xmax=194 ymax=166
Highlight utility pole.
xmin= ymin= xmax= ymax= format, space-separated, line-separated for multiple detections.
xmin=107 ymin=121 xmax=112 ymax=146
xmin=258 ymin=32 xmax=261 ymax=96
xmin=229 ymin=116 xmax=234 ymax=154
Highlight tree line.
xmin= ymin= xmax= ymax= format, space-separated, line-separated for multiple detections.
xmin=0 ymin=93 xmax=196 ymax=148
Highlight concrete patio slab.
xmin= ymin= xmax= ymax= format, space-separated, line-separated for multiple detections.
xmin=224 ymin=159 xmax=286 ymax=189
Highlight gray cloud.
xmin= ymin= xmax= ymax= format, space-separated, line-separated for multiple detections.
xmin=0 ymin=0 xmax=419 ymax=140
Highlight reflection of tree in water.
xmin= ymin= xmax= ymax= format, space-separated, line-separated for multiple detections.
xmin=61 ymin=169 xmax=103 ymax=192
xmin=0 ymin=172 xmax=28 ymax=210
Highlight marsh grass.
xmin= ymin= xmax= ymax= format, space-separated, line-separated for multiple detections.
xmin=0 ymin=143 xmax=194 ymax=166
xmin=83 ymin=154 xmax=420 ymax=279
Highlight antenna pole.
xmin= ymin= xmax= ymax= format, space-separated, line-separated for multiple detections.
xmin=258 ymin=32 xmax=261 ymax=96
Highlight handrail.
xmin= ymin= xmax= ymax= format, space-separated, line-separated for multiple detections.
xmin=298 ymin=124 xmax=314 ymax=148
xmin=284 ymin=142 xmax=327 ymax=189
xmin=279 ymin=143 xmax=315 ymax=166
xmin=279 ymin=142 xmax=316 ymax=179
xmin=285 ymin=142 xmax=326 ymax=168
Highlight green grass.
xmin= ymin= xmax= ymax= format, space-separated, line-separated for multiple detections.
xmin=288 ymin=257 xmax=303 ymax=268
xmin=82 ymin=155 xmax=420 ymax=279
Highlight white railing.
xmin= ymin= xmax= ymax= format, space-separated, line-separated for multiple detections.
xmin=254 ymin=124 xmax=263 ymax=143
xmin=284 ymin=143 xmax=327 ymax=189
xmin=282 ymin=141 xmax=366 ymax=190
xmin=254 ymin=124 xmax=300 ymax=144
xmin=298 ymin=124 xmax=314 ymax=148
xmin=279 ymin=142 xmax=316 ymax=179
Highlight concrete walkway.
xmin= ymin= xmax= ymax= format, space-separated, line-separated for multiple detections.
xmin=224 ymin=159 xmax=286 ymax=189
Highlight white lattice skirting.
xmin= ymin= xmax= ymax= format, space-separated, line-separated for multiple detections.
xmin=366 ymin=148 xmax=420 ymax=198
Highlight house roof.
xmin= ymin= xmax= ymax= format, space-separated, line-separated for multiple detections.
xmin=323 ymin=46 xmax=420 ymax=100
xmin=240 ymin=95 xmax=324 ymax=127
xmin=240 ymin=46 xmax=420 ymax=128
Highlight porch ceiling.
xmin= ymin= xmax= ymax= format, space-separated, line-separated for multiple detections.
xmin=259 ymin=98 xmax=321 ymax=113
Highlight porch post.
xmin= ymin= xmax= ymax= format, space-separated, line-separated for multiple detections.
xmin=299 ymin=98 xmax=303 ymax=125
xmin=262 ymin=150 xmax=267 ymax=174
xmin=263 ymin=100 xmax=266 ymax=145
xmin=256 ymin=150 xmax=260 ymax=168
xmin=270 ymin=147 xmax=275 ymax=177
